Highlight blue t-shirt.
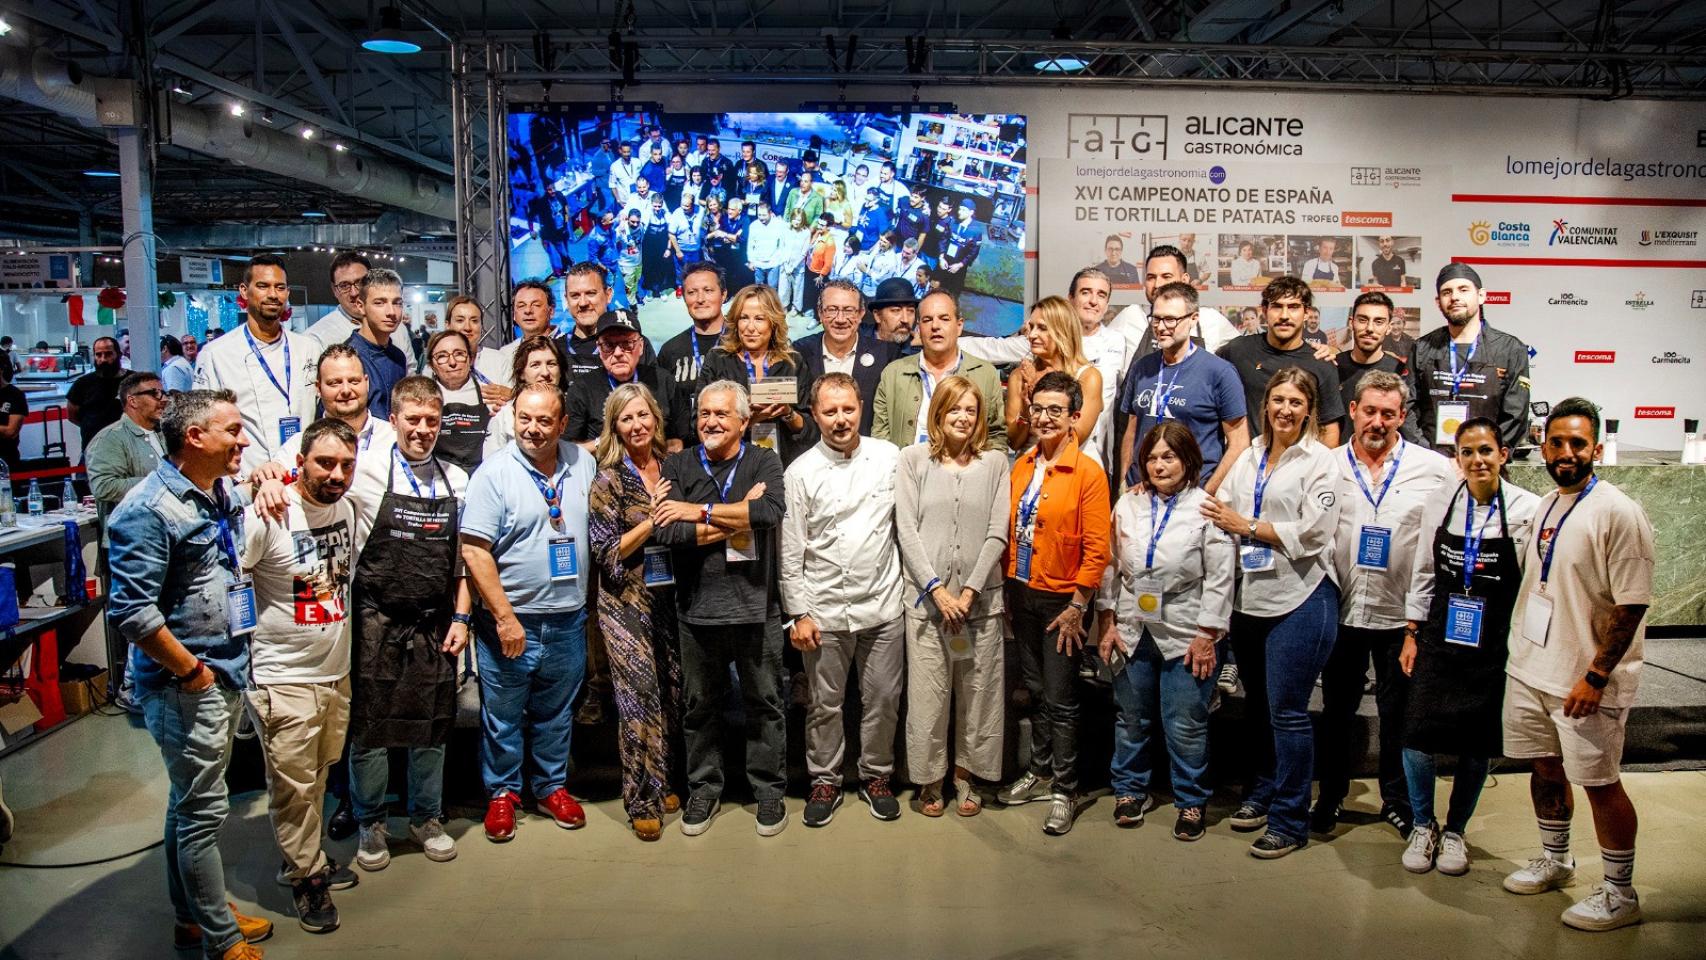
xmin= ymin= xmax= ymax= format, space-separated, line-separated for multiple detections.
xmin=461 ymin=441 xmax=596 ymax=614
xmin=347 ymin=332 xmax=409 ymax=420
xmin=1118 ymin=346 xmax=1247 ymax=487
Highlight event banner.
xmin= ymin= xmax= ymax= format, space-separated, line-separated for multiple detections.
xmin=1032 ymin=98 xmax=1706 ymax=451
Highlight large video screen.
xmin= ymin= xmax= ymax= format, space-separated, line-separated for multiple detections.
xmin=506 ymin=106 xmax=1029 ymax=344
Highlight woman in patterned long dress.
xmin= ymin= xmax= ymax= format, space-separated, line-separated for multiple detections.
xmin=588 ymin=382 xmax=685 ymax=841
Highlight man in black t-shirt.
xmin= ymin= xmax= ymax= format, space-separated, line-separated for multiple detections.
xmin=1334 ymin=291 xmax=1412 ymax=425
xmin=1216 ymin=276 xmax=1346 ymax=444
xmin=1369 ymin=236 xmax=1407 ymax=288
xmin=657 ymin=262 xmax=730 ymax=419
xmin=0 ymin=361 xmax=27 ymax=470
xmin=67 ymin=336 xmax=127 ymax=450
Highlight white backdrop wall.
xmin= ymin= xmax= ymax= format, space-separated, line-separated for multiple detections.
xmin=525 ymin=84 xmax=1706 ymax=448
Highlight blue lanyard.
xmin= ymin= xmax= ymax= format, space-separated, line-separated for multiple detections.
xmin=1448 ymin=334 xmax=1479 ymax=398
xmin=920 ymin=353 xmax=962 ymax=407
xmin=1150 ymin=343 xmax=1194 ymax=419
xmin=607 ymin=371 xmax=637 ymax=390
xmin=1347 ymin=440 xmax=1404 ymax=514
xmin=689 ymin=329 xmax=712 ymax=369
xmin=522 ymin=455 xmax=569 ymax=523
xmin=742 ymin=350 xmax=766 ymax=381
xmin=472 ymin=368 xmax=491 ymax=386
xmin=1460 ymin=486 xmax=1504 ymax=594
xmin=698 ymin=442 xmax=747 ymax=503
xmin=1145 ymin=493 xmax=1177 ymax=570
xmin=393 ymin=446 xmax=437 ymax=499
xmin=1537 ymin=475 xmax=1597 ymax=585
xmin=1251 ymin=446 xmax=1274 ymax=520
xmin=1017 ymin=466 xmax=1045 ymax=534
xmin=242 ymin=325 xmax=292 ymax=403
xmin=211 ymin=480 xmax=241 ymax=574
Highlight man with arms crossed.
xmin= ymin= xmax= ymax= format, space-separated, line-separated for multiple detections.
xmin=1501 ymin=397 xmax=1654 ymax=932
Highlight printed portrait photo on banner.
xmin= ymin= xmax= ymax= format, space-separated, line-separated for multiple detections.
xmin=1357 ymin=234 xmax=1423 ymax=292
xmin=1217 ymin=234 xmax=1285 ymax=291
xmin=1287 ymin=234 xmax=1353 ymax=292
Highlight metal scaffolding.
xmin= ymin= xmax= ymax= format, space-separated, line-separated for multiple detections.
xmin=450 ymin=40 xmax=513 ymax=345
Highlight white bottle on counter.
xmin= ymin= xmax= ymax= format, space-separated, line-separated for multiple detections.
xmin=1599 ymin=419 xmax=1619 ymax=466
xmin=1684 ymin=420 xmax=1703 ymax=465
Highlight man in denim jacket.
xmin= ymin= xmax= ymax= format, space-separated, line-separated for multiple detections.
xmin=108 ymin=388 xmax=273 ymax=960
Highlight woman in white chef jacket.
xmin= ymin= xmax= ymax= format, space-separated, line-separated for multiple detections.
xmin=1097 ymin=420 xmax=1236 ymax=842
xmin=1200 ymin=365 xmax=1342 ymax=860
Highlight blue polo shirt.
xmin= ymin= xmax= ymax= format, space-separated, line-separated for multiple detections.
xmin=461 ymin=440 xmax=596 ymax=614
xmin=347 ymin=330 xmax=409 ymax=419
xmin=1119 ymin=345 xmax=1246 ymax=487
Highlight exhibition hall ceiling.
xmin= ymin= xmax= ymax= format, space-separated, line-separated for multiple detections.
xmin=0 ymin=0 xmax=1702 ymax=240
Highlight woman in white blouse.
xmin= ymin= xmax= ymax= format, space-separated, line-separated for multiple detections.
xmin=895 ymin=376 xmax=1011 ymax=818
xmin=483 ymin=335 xmax=565 ymax=458
xmin=1098 ymin=421 xmax=1236 ymax=841
xmin=1200 ymin=366 xmax=1342 ymax=859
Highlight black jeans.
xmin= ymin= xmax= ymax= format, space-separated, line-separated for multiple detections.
xmin=678 ymin=619 xmax=787 ymax=803
xmin=1008 ymin=581 xmax=1081 ymax=794
xmin=1316 ymin=624 xmax=1411 ymax=816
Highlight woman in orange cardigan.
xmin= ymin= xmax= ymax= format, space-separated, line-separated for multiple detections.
xmin=995 ymin=369 xmax=1112 ymax=837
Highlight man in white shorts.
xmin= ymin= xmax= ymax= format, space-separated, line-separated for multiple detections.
xmin=1501 ymin=396 xmax=1654 ymax=932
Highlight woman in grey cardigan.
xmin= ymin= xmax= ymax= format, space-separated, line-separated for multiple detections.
xmin=895 ymin=375 xmax=1011 ymax=817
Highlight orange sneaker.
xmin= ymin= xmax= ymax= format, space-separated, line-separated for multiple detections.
xmin=173 ymin=904 xmax=274 ymax=950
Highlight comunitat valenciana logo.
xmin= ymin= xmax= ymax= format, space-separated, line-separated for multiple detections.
xmin=1626 ymin=291 xmax=1655 ymax=311
xmin=1469 ymin=220 xmax=1530 ymax=246
xmin=1548 ymin=218 xmax=1619 ymax=246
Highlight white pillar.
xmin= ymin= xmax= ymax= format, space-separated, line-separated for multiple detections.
xmin=118 ymin=127 xmax=159 ymax=374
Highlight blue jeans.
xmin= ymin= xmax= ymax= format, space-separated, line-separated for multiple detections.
xmin=142 ymin=683 xmax=243 ymax=958
xmin=1230 ymin=577 xmax=1340 ymax=843
xmin=752 ymin=265 xmax=781 ymax=288
xmin=1403 ymin=748 xmax=1491 ymax=834
xmin=1109 ymin=632 xmax=1215 ymax=807
xmin=475 ymin=608 xmax=587 ymax=798
xmin=350 ymin=744 xmax=447 ymax=826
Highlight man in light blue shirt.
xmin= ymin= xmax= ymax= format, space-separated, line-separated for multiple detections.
xmin=745 ymin=201 xmax=789 ymax=288
xmin=460 ymin=383 xmax=596 ymax=842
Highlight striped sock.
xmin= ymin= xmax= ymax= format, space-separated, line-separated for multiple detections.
xmin=1601 ymin=847 xmax=1635 ymax=895
xmin=1538 ymin=817 xmax=1572 ymax=864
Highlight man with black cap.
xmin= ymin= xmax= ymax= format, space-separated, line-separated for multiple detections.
xmin=564 ymin=311 xmax=689 ymax=450
xmin=1409 ymin=263 xmax=1531 ymax=454
xmin=866 ymin=277 xmax=921 ymax=349
xmin=794 ymin=280 xmax=899 ymax=437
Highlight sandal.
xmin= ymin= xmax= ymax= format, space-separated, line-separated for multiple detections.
xmin=954 ymin=777 xmax=984 ymax=818
xmin=919 ymin=782 xmax=946 ymax=818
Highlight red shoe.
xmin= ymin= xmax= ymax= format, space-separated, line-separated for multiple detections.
xmin=539 ymin=788 xmax=586 ymax=829
xmin=484 ymin=792 xmax=519 ymax=842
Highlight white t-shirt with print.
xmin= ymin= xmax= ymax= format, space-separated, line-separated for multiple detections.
xmin=241 ymin=485 xmax=358 ymax=684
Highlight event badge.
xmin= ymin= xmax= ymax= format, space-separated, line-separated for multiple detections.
xmin=1522 ymin=591 xmax=1553 ymax=647
xmin=278 ymin=416 xmax=302 ymax=446
xmin=1435 ymin=402 xmax=1469 ymax=446
xmin=1015 ymin=537 xmax=1034 ymax=581
xmin=1133 ymin=577 xmax=1164 ymax=622
xmin=642 ymin=545 xmax=674 ymax=587
xmin=750 ymin=422 xmax=780 ymax=452
xmin=1239 ymin=537 xmax=1274 ymax=573
xmin=726 ymin=530 xmax=758 ymax=563
xmin=1444 ymin=595 xmax=1485 ymax=648
xmin=1356 ymin=525 xmax=1393 ymax=570
xmin=226 ymin=576 xmax=258 ymax=637
xmin=945 ymin=625 xmax=972 ymax=662
xmin=548 ymin=536 xmax=579 ymax=582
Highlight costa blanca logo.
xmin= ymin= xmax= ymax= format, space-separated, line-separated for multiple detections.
xmin=1549 ymin=218 xmax=1618 ymax=246
xmin=1635 ymin=406 xmax=1676 ymax=419
xmin=1574 ymin=350 xmax=1615 ymax=364
xmin=1638 ymin=229 xmax=1698 ymax=247
xmin=1626 ymin=291 xmax=1655 ymax=311
xmin=1470 ymin=221 xmax=1530 ymax=247
xmin=1548 ymin=292 xmax=1589 ymax=306
xmin=1469 ymin=221 xmax=1491 ymax=245
xmin=1652 ymin=351 xmax=1692 ymax=364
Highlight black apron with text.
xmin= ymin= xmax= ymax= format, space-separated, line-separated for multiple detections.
xmin=350 ymin=455 xmax=460 ymax=748
xmin=1403 ymin=481 xmax=1522 ymax=757
xmin=435 ymin=387 xmax=491 ymax=475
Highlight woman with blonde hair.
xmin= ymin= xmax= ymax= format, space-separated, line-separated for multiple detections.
xmin=696 ymin=284 xmax=809 ymax=462
xmin=587 ymin=382 xmax=685 ymax=841
xmin=895 ymin=375 xmax=1010 ymax=818
xmin=1005 ymin=296 xmax=1105 ymax=462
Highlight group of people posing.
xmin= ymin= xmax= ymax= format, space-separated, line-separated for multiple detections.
xmin=103 ymin=245 xmax=1654 ymax=960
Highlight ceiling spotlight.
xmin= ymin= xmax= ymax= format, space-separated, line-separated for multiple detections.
xmin=303 ymin=210 xmax=328 ymax=218
xmin=230 ymin=102 xmax=246 ymax=117
xmin=261 ymin=108 xmax=276 ymax=124
xmin=363 ymin=6 xmax=422 ymax=55
xmin=172 ymin=84 xmax=191 ymax=96
xmin=1034 ymin=57 xmax=1088 ymax=73
xmin=332 ymin=142 xmax=348 ymax=152
xmin=300 ymin=127 xmax=316 ymax=140
xmin=0 ymin=17 xmax=12 ymax=37
xmin=83 ymin=169 xmax=121 ymax=178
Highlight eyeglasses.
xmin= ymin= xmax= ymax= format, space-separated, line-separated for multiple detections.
xmin=1349 ymin=315 xmax=1390 ymax=328
xmin=332 ymin=280 xmax=364 ymax=293
xmin=134 ymin=388 xmax=166 ymax=399
xmin=600 ymin=338 xmax=643 ymax=354
xmin=431 ymin=350 xmax=470 ymax=363
xmin=1027 ymin=403 xmax=1069 ymax=420
xmin=1150 ymin=312 xmax=1196 ymax=329
xmin=819 ymin=307 xmax=862 ymax=318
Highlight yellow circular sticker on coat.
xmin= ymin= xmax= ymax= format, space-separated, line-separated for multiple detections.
xmin=949 ymin=635 xmax=969 ymax=652
xmin=1442 ymin=417 xmax=1462 ymax=435
xmin=1138 ymin=593 xmax=1161 ymax=613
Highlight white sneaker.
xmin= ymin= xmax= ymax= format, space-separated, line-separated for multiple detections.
xmin=1402 ymin=821 xmax=1438 ymax=873
xmin=1042 ymin=793 xmax=1082 ymax=836
xmin=410 ymin=818 xmax=457 ymax=863
xmin=355 ymin=821 xmax=391 ymax=872
xmin=1504 ymin=855 xmax=1577 ymax=895
xmin=1436 ymin=831 xmax=1470 ymax=876
xmin=1562 ymin=882 xmax=1642 ymax=932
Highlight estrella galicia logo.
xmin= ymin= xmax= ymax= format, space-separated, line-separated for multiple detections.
xmin=1209 ymin=166 xmax=1227 ymax=185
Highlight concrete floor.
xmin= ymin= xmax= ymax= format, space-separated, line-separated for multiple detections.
xmin=2 ymin=711 xmax=1704 ymax=959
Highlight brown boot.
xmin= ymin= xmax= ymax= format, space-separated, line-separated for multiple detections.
xmin=632 ymin=817 xmax=663 ymax=842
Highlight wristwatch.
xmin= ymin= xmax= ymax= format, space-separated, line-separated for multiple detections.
xmin=1583 ymin=670 xmax=1609 ymax=690
xmin=1247 ymin=518 xmax=1259 ymax=537
xmin=171 ymin=661 xmax=208 ymax=686
xmin=1067 ymin=600 xmax=1089 ymax=614
xmin=451 ymin=613 xmax=473 ymax=626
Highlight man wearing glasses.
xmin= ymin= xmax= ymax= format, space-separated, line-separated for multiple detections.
xmin=792 ymin=280 xmax=898 ymax=438
xmin=1116 ymin=282 xmax=1248 ymax=493
xmin=563 ymin=311 xmax=690 ymax=451
xmin=1333 ymin=291 xmax=1412 ymax=418
xmin=306 ymin=252 xmax=420 ymax=374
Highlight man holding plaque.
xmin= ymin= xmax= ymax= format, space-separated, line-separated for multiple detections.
xmin=1408 ymin=264 xmax=1531 ymax=455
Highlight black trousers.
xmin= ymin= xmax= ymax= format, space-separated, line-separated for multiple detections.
xmin=1008 ymin=582 xmax=1081 ymax=794
xmin=678 ymin=619 xmax=787 ymax=803
xmin=1315 ymin=624 xmax=1411 ymax=815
